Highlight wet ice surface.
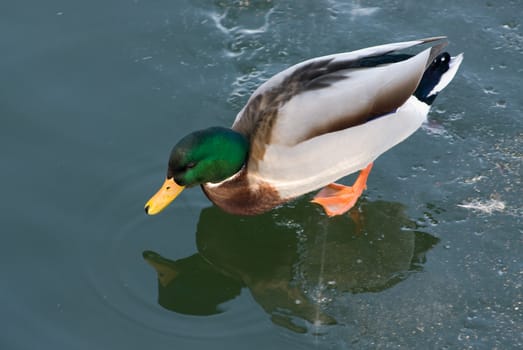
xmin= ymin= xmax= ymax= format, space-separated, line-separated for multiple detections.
xmin=1 ymin=0 xmax=522 ymax=349
xmin=206 ymin=3 xmax=522 ymax=345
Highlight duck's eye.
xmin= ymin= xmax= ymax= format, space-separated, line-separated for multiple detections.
xmin=185 ymin=162 xmax=196 ymax=170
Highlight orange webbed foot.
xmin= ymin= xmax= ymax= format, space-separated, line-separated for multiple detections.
xmin=311 ymin=163 xmax=373 ymax=217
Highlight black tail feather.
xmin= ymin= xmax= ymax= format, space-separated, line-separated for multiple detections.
xmin=414 ymin=52 xmax=451 ymax=105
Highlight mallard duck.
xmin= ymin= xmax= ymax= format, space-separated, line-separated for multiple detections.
xmin=145 ymin=37 xmax=463 ymax=217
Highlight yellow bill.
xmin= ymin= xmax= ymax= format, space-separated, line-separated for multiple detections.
xmin=145 ymin=178 xmax=185 ymax=215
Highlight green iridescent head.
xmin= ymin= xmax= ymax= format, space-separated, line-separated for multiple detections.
xmin=167 ymin=127 xmax=249 ymax=186
xmin=145 ymin=127 xmax=249 ymax=215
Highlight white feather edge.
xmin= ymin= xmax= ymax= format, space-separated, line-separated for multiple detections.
xmin=250 ymin=96 xmax=430 ymax=199
xmin=428 ymin=53 xmax=464 ymax=97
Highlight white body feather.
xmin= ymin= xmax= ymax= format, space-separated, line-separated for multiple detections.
xmin=254 ymin=97 xmax=430 ymax=198
xmin=224 ymin=38 xmax=462 ymax=201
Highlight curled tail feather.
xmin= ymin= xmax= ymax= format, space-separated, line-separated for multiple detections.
xmin=414 ymin=52 xmax=464 ymax=105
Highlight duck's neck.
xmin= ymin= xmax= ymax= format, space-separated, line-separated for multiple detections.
xmin=202 ymin=167 xmax=284 ymax=215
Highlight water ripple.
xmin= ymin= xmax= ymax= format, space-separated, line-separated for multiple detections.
xmin=78 ymin=160 xmax=273 ymax=340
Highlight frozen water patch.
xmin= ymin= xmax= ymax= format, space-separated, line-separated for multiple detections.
xmin=350 ymin=6 xmax=380 ymax=18
xmin=326 ymin=0 xmax=380 ymax=20
xmin=207 ymin=5 xmax=274 ymax=39
xmin=458 ymin=198 xmax=506 ymax=214
xmin=421 ymin=120 xmax=454 ymax=140
xmin=227 ymin=68 xmax=272 ymax=110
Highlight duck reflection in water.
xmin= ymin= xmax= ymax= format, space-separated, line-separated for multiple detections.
xmin=143 ymin=199 xmax=439 ymax=333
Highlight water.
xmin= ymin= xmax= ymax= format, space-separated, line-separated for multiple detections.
xmin=1 ymin=0 xmax=522 ymax=349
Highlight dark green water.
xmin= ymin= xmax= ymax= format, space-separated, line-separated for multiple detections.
xmin=2 ymin=0 xmax=521 ymax=349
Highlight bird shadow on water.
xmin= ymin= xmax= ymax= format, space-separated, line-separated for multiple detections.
xmin=143 ymin=199 xmax=439 ymax=333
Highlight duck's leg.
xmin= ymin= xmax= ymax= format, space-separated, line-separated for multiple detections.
xmin=311 ymin=163 xmax=373 ymax=217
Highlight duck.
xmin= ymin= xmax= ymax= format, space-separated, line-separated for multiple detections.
xmin=145 ymin=36 xmax=463 ymax=217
